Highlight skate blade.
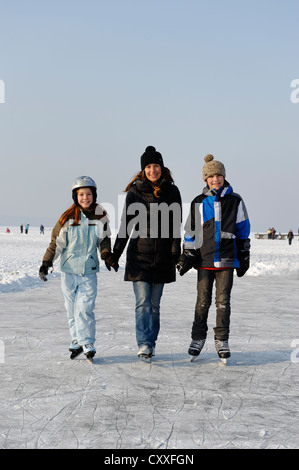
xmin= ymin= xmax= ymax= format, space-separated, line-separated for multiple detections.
xmin=190 ymin=355 xmax=199 ymax=362
xmin=220 ymin=357 xmax=230 ymax=365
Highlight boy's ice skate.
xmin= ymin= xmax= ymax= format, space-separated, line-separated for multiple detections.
xmin=138 ymin=345 xmax=153 ymax=362
xmin=214 ymin=339 xmax=230 ymax=365
xmin=188 ymin=338 xmax=206 ymax=362
xmin=83 ymin=343 xmax=96 ymax=362
xmin=69 ymin=340 xmax=83 ymax=359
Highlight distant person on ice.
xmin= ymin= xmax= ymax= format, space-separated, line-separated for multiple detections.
xmin=39 ymin=176 xmax=117 ymax=361
xmin=267 ymin=228 xmax=272 ymax=239
xmin=177 ymin=154 xmax=251 ymax=363
xmin=287 ymin=229 xmax=294 ymax=245
xmin=106 ymin=146 xmax=182 ymax=361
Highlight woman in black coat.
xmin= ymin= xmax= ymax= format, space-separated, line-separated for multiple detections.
xmin=107 ymin=146 xmax=182 ymax=360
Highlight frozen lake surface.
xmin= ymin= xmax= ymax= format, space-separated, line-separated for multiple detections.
xmin=0 ymin=227 xmax=298 ymax=449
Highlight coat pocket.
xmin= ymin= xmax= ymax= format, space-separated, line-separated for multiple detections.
xmin=61 ymin=254 xmax=73 ymax=268
xmin=85 ymin=254 xmax=99 ymax=272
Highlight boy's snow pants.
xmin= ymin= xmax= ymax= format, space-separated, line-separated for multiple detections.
xmin=61 ymin=272 xmax=97 ymax=346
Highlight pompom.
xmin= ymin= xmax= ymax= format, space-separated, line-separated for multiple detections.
xmin=204 ymin=154 xmax=214 ymax=163
xmin=145 ymin=146 xmax=156 ymax=153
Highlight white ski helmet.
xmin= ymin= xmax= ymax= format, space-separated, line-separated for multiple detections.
xmin=72 ymin=176 xmax=97 ymax=205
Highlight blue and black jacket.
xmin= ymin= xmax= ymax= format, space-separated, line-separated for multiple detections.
xmin=183 ymin=181 xmax=250 ymax=269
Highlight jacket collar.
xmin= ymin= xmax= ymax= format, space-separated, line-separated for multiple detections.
xmin=203 ymin=180 xmax=233 ymax=198
xmin=135 ymin=178 xmax=172 ymax=194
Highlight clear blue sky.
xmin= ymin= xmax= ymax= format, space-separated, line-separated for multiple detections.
xmin=0 ymin=0 xmax=298 ymax=232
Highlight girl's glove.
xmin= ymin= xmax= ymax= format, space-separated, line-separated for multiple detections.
xmin=39 ymin=261 xmax=53 ymax=281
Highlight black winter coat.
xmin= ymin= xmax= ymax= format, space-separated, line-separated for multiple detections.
xmin=113 ymin=178 xmax=182 ymax=283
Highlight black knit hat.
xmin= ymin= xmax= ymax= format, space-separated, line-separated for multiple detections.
xmin=140 ymin=146 xmax=164 ymax=171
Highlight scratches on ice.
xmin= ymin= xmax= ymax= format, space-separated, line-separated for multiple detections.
xmin=0 ymin=271 xmax=298 ymax=449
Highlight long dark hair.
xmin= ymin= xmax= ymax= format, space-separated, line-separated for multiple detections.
xmin=124 ymin=166 xmax=174 ymax=198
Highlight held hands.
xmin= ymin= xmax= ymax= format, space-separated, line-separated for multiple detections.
xmin=39 ymin=261 xmax=53 ymax=282
xmin=103 ymin=252 xmax=119 ymax=272
xmin=176 ymin=251 xmax=196 ymax=276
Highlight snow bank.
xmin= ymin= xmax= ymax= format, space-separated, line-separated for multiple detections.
xmin=1 ymin=226 xmax=298 ymax=294
xmin=248 ymin=236 xmax=299 ymax=276
xmin=0 ymin=226 xmax=58 ymax=293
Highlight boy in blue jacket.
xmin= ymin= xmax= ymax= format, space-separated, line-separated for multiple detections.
xmin=177 ymin=155 xmax=250 ymax=362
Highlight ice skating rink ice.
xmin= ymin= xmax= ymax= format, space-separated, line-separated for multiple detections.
xmin=1 ymin=269 xmax=298 ymax=449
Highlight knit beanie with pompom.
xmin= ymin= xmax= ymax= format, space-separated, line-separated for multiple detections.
xmin=202 ymin=154 xmax=226 ymax=181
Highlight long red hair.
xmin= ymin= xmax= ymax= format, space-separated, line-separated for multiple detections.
xmin=59 ymin=204 xmax=81 ymax=227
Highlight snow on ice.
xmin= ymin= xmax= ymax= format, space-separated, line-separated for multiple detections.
xmin=0 ymin=226 xmax=299 ymax=450
xmin=0 ymin=226 xmax=298 ymax=293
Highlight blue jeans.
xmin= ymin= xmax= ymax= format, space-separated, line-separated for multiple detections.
xmin=133 ymin=281 xmax=164 ymax=348
xmin=61 ymin=272 xmax=97 ymax=346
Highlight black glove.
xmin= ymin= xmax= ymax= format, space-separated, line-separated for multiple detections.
xmin=236 ymin=239 xmax=250 ymax=277
xmin=176 ymin=251 xmax=196 ymax=276
xmin=103 ymin=253 xmax=119 ymax=272
xmin=39 ymin=260 xmax=53 ymax=282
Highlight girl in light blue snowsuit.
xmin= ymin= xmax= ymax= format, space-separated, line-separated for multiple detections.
xmin=39 ymin=176 xmax=118 ymax=360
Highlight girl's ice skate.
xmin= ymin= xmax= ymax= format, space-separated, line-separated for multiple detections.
xmin=69 ymin=340 xmax=83 ymax=359
xmin=83 ymin=343 xmax=96 ymax=361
